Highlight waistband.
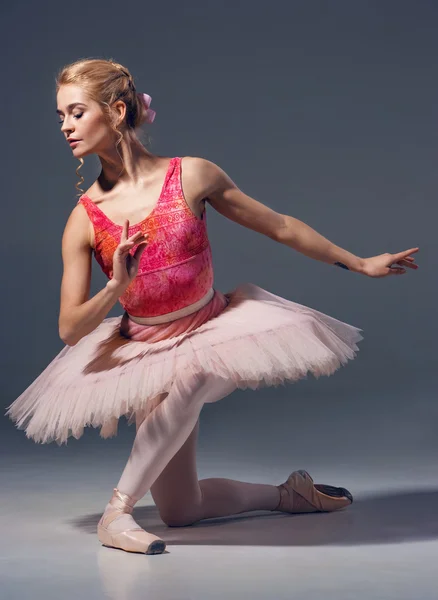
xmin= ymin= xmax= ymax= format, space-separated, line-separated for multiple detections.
xmin=126 ymin=287 xmax=215 ymax=325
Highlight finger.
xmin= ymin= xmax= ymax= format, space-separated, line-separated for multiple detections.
xmin=120 ymin=233 xmax=147 ymax=248
xmin=120 ymin=219 xmax=129 ymax=243
xmin=388 ymin=267 xmax=406 ymax=275
xmin=119 ymin=239 xmax=136 ymax=248
xmin=133 ymin=241 xmax=148 ymax=260
xmin=397 ymin=259 xmax=418 ymax=269
xmin=125 ymin=235 xmax=148 ymax=249
xmin=391 ymin=247 xmax=419 ymax=261
xmin=117 ymin=240 xmax=136 ymax=254
xmin=129 ymin=230 xmax=148 ymax=242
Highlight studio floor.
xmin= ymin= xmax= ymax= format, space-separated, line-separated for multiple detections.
xmin=2 ymin=381 xmax=438 ymax=599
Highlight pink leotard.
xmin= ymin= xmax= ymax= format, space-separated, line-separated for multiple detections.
xmin=76 ymin=157 xmax=214 ymax=318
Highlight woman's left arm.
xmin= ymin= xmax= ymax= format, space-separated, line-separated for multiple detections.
xmin=193 ymin=158 xmax=419 ymax=279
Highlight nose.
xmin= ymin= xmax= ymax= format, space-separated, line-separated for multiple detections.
xmin=61 ymin=117 xmax=74 ymax=136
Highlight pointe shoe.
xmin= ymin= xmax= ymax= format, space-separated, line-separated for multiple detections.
xmin=273 ymin=469 xmax=353 ymax=513
xmin=97 ymin=488 xmax=166 ymax=554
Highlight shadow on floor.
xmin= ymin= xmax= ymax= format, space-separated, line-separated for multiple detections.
xmin=69 ymin=488 xmax=438 ymax=547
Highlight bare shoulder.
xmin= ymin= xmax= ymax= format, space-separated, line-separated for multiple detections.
xmin=181 ymin=155 xmax=225 ymax=180
xmin=63 ymin=200 xmax=94 ymax=250
xmin=65 ymin=180 xmax=103 ymax=248
xmin=180 ymin=156 xmax=233 ymax=200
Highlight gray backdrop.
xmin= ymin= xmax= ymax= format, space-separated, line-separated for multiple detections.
xmin=1 ymin=1 xmax=436 ymax=599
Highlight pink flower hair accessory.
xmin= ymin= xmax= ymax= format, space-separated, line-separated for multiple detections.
xmin=138 ymin=92 xmax=156 ymax=123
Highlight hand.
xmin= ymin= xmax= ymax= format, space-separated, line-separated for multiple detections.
xmin=111 ymin=220 xmax=149 ymax=289
xmin=361 ymin=247 xmax=419 ymax=278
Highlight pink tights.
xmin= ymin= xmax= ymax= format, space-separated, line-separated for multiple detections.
xmin=103 ymin=371 xmax=280 ymax=531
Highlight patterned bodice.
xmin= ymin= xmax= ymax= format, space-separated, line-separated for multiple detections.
xmin=76 ymin=157 xmax=214 ymax=317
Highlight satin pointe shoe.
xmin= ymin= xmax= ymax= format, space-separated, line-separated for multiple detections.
xmin=273 ymin=469 xmax=353 ymax=513
xmin=97 ymin=488 xmax=166 ymax=554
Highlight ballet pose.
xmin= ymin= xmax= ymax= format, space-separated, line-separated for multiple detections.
xmin=6 ymin=58 xmax=419 ymax=555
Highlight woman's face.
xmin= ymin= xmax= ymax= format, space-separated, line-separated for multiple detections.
xmin=56 ymin=84 xmax=119 ymax=157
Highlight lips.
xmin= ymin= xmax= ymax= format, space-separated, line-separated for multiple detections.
xmin=68 ymin=139 xmax=81 ymax=144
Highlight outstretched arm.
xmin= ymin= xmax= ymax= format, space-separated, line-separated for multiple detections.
xmin=188 ymin=157 xmax=419 ymax=279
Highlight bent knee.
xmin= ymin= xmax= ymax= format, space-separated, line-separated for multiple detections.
xmin=174 ymin=371 xmax=236 ymax=405
xmin=160 ymin=511 xmax=199 ymax=527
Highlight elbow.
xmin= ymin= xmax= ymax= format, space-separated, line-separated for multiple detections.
xmin=59 ymin=320 xmax=78 ymax=347
xmin=271 ymin=214 xmax=289 ymax=243
xmin=59 ymin=329 xmax=77 ymax=346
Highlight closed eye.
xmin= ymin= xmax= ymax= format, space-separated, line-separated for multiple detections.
xmin=58 ymin=112 xmax=83 ymax=125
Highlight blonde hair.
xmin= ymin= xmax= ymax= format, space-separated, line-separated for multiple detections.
xmin=55 ymin=57 xmax=153 ymax=196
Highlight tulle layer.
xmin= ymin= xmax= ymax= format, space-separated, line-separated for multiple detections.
xmin=5 ymin=283 xmax=364 ymax=445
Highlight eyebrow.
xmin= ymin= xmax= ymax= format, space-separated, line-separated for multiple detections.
xmin=56 ymin=102 xmax=87 ymax=114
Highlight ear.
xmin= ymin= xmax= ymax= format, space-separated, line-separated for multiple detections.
xmin=112 ymin=100 xmax=127 ymax=126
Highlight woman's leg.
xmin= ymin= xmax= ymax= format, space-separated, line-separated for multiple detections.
xmin=102 ymin=371 xmax=236 ymax=533
xmin=149 ymin=414 xmax=281 ymax=527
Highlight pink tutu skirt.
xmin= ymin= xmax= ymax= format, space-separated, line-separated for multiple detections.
xmin=6 ymin=283 xmax=364 ymax=445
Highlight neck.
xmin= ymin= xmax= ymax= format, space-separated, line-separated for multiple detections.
xmin=97 ymin=130 xmax=159 ymax=189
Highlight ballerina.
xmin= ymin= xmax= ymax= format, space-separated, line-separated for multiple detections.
xmin=6 ymin=58 xmax=419 ymax=555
